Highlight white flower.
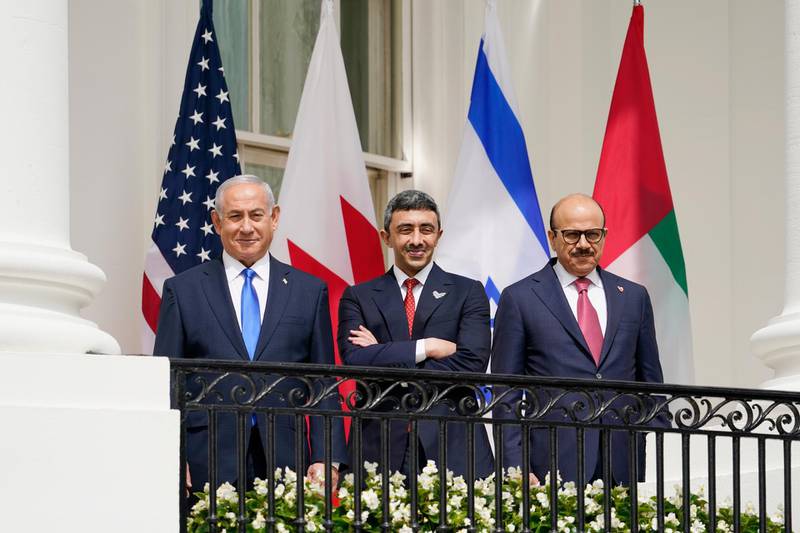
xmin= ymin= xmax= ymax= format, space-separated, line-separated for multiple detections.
xmin=690 ymin=519 xmax=706 ymax=532
xmin=390 ymin=471 xmax=406 ymax=485
xmin=364 ymin=461 xmax=378 ymax=475
xmin=398 ymin=527 xmax=413 ymax=533
xmin=274 ymin=483 xmax=285 ymax=499
xmin=251 ymin=512 xmax=266 ymax=530
xmin=536 ymin=491 xmax=549 ymax=507
xmin=770 ymin=511 xmax=785 ymax=525
xmin=216 ymin=482 xmax=238 ymax=503
xmin=665 ymin=512 xmax=679 ymax=527
xmin=338 ymin=486 xmax=349 ymax=499
xmin=449 ymin=494 xmax=463 ymax=509
xmin=717 ymin=519 xmax=731 ymax=532
xmin=276 ymin=524 xmax=289 ymax=533
xmin=422 ymin=460 xmax=438 ymax=476
xmin=508 ymin=523 xmax=516 ymax=532
xmin=419 ymin=473 xmax=435 ymax=491
xmin=427 ymin=502 xmax=439 ymax=515
xmin=306 ymin=521 xmax=317 ymax=532
xmin=362 ymin=489 xmax=380 ymax=511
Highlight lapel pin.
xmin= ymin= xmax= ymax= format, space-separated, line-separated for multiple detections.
xmin=432 ymin=290 xmax=447 ymax=299
xmin=617 ymin=285 xmax=624 ymax=293
xmin=282 ymin=278 xmax=288 ymax=285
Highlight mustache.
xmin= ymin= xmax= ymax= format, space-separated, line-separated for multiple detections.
xmin=570 ymin=249 xmax=595 ymax=257
xmin=404 ymin=245 xmax=426 ymax=252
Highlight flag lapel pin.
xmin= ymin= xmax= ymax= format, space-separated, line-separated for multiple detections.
xmin=282 ymin=278 xmax=288 ymax=285
xmin=432 ymin=291 xmax=447 ymax=299
xmin=617 ymin=286 xmax=624 ymax=293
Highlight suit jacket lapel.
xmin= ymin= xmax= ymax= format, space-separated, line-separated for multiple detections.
xmin=598 ymin=268 xmax=624 ymax=367
xmin=530 ymin=263 xmax=594 ymax=362
xmin=412 ymin=263 xmax=451 ymax=338
xmin=254 ymin=255 xmax=291 ymax=360
xmin=370 ymin=271 xmax=411 ymax=341
xmin=201 ymin=259 xmax=249 ymax=360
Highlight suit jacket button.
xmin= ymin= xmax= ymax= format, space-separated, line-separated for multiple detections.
xmin=595 ymin=372 xmax=602 ymax=379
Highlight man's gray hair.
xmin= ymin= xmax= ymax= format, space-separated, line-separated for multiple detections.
xmin=382 ymin=189 xmax=441 ymax=232
xmin=214 ymin=175 xmax=276 ymax=215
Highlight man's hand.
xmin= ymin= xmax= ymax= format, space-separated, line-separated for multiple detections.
xmin=185 ymin=463 xmax=193 ymax=497
xmin=424 ymin=338 xmax=457 ymax=359
xmin=528 ymin=472 xmax=540 ymax=486
xmin=348 ymin=325 xmax=378 ymax=347
xmin=307 ymin=462 xmax=339 ymax=488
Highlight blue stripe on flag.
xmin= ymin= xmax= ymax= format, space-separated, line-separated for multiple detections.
xmin=467 ymin=40 xmax=549 ymax=253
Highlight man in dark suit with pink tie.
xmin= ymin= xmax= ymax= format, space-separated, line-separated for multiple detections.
xmin=492 ymin=193 xmax=665 ymax=485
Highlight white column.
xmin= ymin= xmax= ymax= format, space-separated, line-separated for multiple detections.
xmin=0 ymin=1 xmax=119 ymax=354
xmin=751 ymin=0 xmax=800 ymax=390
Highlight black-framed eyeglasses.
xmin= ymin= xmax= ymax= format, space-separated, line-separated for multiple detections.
xmin=552 ymin=228 xmax=606 ymax=244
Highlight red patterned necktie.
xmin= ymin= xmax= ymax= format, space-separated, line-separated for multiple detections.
xmin=403 ymin=278 xmax=419 ymax=337
xmin=574 ymin=277 xmax=603 ymax=366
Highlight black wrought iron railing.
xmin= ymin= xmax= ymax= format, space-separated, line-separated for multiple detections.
xmin=170 ymin=359 xmax=799 ymax=532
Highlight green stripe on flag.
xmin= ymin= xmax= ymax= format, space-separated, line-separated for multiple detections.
xmin=649 ymin=210 xmax=688 ymax=295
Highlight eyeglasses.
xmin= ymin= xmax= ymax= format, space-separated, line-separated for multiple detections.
xmin=552 ymin=228 xmax=606 ymax=244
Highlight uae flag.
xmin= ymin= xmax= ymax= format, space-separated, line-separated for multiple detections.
xmin=593 ymin=4 xmax=694 ymax=384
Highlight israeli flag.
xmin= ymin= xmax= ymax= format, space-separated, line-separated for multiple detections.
xmin=436 ymin=0 xmax=550 ymax=322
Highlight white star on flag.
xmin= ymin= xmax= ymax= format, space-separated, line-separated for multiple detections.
xmin=154 ymin=214 xmax=165 ymax=227
xmin=181 ymin=164 xmax=196 ymax=178
xmin=175 ymin=217 xmax=190 ymax=231
xmin=193 ymin=83 xmax=207 ymax=97
xmin=201 ymin=221 xmax=214 ymax=236
xmin=216 ymin=89 xmax=229 ymax=103
xmin=178 ymin=190 xmax=193 ymax=205
xmin=186 ymin=137 xmax=200 ymax=151
xmin=212 ymin=116 xmax=226 ymax=130
xmin=189 ymin=110 xmax=203 ymax=124
xmin=202 ymin=196 xmax=215 ymax=210
xmin=205 ymin=170 xmax=219 ymax=184
xmin=201 ymin=29 xmax=213 ymax=43
xmin=197 ymin=56 xmax=209 ymax=71
xmin=164 ymin=161 xmax=172 ymax=174
xmin=159 ymin=187 xmax=168 ymax=200
xmin=196 ymin=248 xmax=211 ymax=262
xmin=172 ymin=242 xmax=187 ymax=257
xmin=208 ymin=143 xmax=222 ymax=158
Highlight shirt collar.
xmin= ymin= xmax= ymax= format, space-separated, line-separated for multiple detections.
xmin=392 ymin=260 xmax=434 ymax=289
xmin=553 ymin=260 xmax=603 ymax=289
xmin=222 ymin=251 xmax=271 ymax=283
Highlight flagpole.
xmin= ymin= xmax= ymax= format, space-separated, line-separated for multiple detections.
xmin=634 ymin=0 xmax=641 ymax=5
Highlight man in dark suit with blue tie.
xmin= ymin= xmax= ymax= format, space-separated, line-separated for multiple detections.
xmin=492 ymin=193 xmax=664 ymax=486
xmin=154 ymin=175 xmax=347 ymax=492
xmin=338 ymin=190 xmax=494 ymax=479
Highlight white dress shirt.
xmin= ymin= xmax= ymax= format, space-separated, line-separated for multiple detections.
xmin=553 ymin=261 xmax=607 ymax=335
xmin=222 ymin=251 xmax=270 ymax=327
xmin=392 ymin=261 xmax=434 ymax=363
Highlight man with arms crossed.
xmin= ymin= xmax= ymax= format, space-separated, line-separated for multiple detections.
xmin=338 ymin=190 xmax=494 ymax=478
xmin=154 ymin=175 xmax=347 ymax=492
xmin=492 ymin=193 xmax=664 ymax=485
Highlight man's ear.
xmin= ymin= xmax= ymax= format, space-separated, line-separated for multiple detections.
xmin=379 ymin=228 xmax=390 ymax=246
xmin=211 ymin=209 xmax=221 ymax=232
xmin=547 ymin=230 xmax=557 ymax=250
xmin=270 ymin=205 xmax=281 ymax=229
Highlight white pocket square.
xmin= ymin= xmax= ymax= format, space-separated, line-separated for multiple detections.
xmin=432 ymin=290 xmax=447 ymax=299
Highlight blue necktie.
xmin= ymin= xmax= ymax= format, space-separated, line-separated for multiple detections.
xmin=240 ymin=268 xmax=260 ymax=360
xmin=241 ymin=268 xmax=260 ymax=428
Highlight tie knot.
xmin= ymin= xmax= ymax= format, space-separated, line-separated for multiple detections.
xmin=574 ymin=277 xmax=591 ymax=293
xmin=242 ymin=268 xmax=256 ymax=281
xmin=403 ymin=278 xmax=419 ymax=291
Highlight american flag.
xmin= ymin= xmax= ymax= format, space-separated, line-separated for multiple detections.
xmin=142 ymin=0 xmax=241 ymax=350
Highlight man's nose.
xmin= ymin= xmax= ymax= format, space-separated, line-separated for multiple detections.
xmin=240 ymin=217 xmax=253 ymax=232
xmin=409 ymin=229 xmax=423 ymax=245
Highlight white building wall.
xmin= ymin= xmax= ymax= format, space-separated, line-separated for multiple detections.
xmin=69 ymin=0 xmax=784 ymax=389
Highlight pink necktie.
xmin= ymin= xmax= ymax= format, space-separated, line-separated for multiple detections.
xmin=574 ymin=277 xmax=603 ymax=366
xmin=403 ymin=278 xmax=419 ymax=337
